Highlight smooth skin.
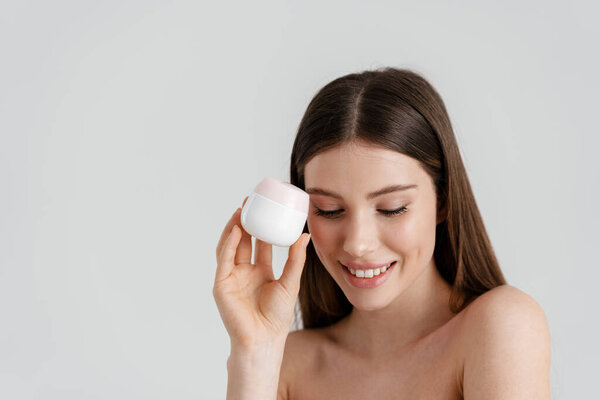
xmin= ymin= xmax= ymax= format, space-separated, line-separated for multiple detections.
xmin=214 ymin=142 xmax=550 ymax=399
xmin=277 ymin=141 xmax=551 ymax=399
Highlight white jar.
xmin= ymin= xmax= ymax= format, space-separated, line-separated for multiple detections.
xmin=241 ymin=177 xmax=309 ymax=247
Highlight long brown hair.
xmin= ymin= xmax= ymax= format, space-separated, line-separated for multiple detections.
xmin=289 ymin=67 xmax=506 ymax=330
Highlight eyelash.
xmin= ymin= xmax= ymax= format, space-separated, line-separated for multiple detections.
xmin=313 ymin=206 xmax=408 ymax=218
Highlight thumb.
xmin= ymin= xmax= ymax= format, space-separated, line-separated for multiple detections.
xmin=278 ymin=233 xmax=311 ymax=297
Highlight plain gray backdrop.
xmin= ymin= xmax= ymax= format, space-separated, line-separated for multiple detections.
xmin=1 ymin=0 xmax=598 ymax=398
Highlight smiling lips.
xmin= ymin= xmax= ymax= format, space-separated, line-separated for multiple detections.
xmin=344 ymin=263 xmax=393 ymax=277
xmin=341 ymin=261 xmax=395 ymax=277
xmin=341 ymin=260 xmax=396 ymax=270
xmin=340 ymin=261 xmax=396 ymax=288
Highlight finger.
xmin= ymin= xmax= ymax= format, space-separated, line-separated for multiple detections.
xmin=255 ymin=238 xmax=272 ymax=267
xmin=234 ymin=199 xmax=252 ymax=265
xmin=215 ymin=224 xmax=242 ymax=283
xmin=215 ymin=208 xmax=242 ymax=262
xmin=278 ymin=233 xmax=311 ymax=297
xmin=255 ymin=238 xmax=274 ymax=279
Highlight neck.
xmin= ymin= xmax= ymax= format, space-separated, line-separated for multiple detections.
xmin=332 ymin=258 xmax=455 ymax=359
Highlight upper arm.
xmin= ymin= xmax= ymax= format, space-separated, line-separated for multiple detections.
xmin=462 ymin=285 xmax=551 ymax=399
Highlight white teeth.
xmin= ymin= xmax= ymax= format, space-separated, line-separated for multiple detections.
xmin=346 ymin=262 xmax=393 ymax=278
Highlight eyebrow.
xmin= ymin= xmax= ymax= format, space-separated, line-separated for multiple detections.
xmin=305 ymin=184 xmax=418 ymax=200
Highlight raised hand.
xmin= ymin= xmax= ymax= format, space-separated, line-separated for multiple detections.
xmin=213 ymin=197 xmax=311 ymax=349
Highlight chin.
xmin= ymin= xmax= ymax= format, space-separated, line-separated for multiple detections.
xmin=346 ymin=295 xmax=393 ymax=311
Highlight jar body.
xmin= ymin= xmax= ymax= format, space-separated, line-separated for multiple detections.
xmin=240 ymin=192 xmax=307 ymax=247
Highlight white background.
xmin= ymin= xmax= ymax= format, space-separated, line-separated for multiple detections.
xmin=1 ymin=1 xmax=598 ymax=398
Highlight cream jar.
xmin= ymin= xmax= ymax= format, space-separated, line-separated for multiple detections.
xmin=240 ymin=177 xmax=309 ymax=247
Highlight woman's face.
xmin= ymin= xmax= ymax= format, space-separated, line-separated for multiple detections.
xmin=304 ymin=141 xmax=440 ymax=311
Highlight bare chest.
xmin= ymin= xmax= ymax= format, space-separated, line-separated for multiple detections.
xmin=288 ymin=328 xmax=463 ymax=400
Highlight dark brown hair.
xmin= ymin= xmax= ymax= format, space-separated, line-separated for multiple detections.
xmin=289 ymin=67 xmax=506 ymax=330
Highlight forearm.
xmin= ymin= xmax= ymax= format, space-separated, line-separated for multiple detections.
xmin=226 ymin=339 xmax=287 ymax=400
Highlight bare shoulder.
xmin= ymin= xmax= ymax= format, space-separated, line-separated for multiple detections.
xmin=282 ymin=328 xmax=323 ymax=368
xmin=460 ymin=284 xmax=551 ymax=399
xmin=460 ymin=284 xmax=549 ymax=327
xmin=277 ymin=328 xmax=325 ymax=400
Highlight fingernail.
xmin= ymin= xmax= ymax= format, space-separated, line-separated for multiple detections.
xmin=302 ymin=234 xmax=311 ymax=248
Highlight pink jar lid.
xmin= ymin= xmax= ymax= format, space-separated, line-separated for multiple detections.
xmin=254 ymin=177 xmax=309 ymax=214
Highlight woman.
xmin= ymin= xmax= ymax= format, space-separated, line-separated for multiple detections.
xmin=214 ymin=68 xmax=551 ymax=399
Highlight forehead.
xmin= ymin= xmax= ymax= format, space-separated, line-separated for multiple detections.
xmin=304 ymin=142 xmax=427 ymax=187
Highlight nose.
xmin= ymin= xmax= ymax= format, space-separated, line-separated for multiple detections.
xmin=342 ymin=209 xmax=378 ymax=259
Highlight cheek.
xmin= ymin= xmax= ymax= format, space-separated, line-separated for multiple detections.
xmin=306 ymin=215 xmax=333 ymax=247
xmin=306 ymin=216 xmax=337 ymax=269
xmin=387 ymin=212 xmax=434 ymax=253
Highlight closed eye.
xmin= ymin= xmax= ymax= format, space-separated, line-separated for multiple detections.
xmin=313 ymin=206 xmax=408 ymax=218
